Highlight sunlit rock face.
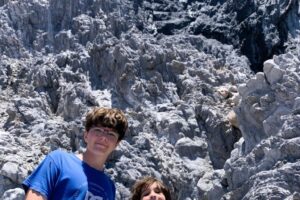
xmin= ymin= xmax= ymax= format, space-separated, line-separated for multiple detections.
xmin=0 ymin=0 xmax=299 ymax=199
xmin=224 ymin=52 xmax=300 ymax=200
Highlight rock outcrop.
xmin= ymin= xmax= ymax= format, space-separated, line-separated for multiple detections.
xmin=224 ymin=51 xmax=300 ymax=200
xmin=0 ymin=0 xmax=299 ymax=199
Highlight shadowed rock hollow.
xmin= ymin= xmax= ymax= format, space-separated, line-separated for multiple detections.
xmin=0 ymin=0 xmax=299 ymax=199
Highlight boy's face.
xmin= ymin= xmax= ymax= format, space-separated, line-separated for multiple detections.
xmin=84 ymin=126 xmax=120 ymax=158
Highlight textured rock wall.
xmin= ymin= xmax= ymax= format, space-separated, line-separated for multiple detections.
xmin=133 ymin=0 xmax=300 ymax=72
xmin=224 ymin=49 xmax=300 ymax=200
xmin=0 ymin=0 xmax=299 ymax=199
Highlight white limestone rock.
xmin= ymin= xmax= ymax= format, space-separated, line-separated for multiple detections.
xmin=175 ymin=137 xmax=207 ymax=159
xmin=0 ymin=0 xmax=299 ymax=199
xmin=1 ymin=162 xmax=27 ymax=184
xmin=0 ymin=188 xmax=25 ymax=200
xmin=263 ymin=59 xmax=284 ymax=85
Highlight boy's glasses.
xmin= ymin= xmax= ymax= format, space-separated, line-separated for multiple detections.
xmin=89 ymin=127 xmax=119 ymax=142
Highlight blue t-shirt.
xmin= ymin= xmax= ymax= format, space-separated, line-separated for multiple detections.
xmin=22 ymin=150 xmax=115 ymax=200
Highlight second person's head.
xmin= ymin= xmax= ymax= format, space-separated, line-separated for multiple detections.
xmin=131 ymin=177 xmax=171 ymax=200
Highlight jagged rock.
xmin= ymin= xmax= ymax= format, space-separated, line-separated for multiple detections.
xmin=224 ymin=51 xmax=300 ymax=199
xmin=0 ymin=188 xmax=24 ymax=200
xmin=175 ymin=137 xmax=207 ymax=159
xmin=0 ymin=0 xmax=299 ymax=199
xmin=263 ymin=59 xmax=284 ymax=85
xmin=197 ymin=169 xmax=226 ymax=200
xmin=1 ymin=162 xmax=27 ymax=184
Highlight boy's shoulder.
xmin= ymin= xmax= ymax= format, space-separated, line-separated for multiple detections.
xmin=48 ymin=149 xmax=71 ymax=159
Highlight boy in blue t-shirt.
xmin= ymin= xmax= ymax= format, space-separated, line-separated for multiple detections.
xmin=23 ymin=107 xmax=128 ymax=200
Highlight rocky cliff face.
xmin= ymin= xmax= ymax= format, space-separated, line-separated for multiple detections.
xmin=0 ymin=0 xmax=299 ymax=199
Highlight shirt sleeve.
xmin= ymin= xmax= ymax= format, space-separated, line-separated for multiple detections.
xmin=22 ymin=154 xmax=59 ymax=199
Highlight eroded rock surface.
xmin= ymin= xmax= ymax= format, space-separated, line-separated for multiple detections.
xmin=0 ymin=0 xmax=299 ymax=199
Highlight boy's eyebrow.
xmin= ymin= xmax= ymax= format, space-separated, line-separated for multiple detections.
xmin=91 ymin=127 xmax=118 ymax=134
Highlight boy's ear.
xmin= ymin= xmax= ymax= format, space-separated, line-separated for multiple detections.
xmin=84 ymin=131 xmax=88 ymax=143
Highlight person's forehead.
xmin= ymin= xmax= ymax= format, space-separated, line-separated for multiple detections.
xmin=149 ymin=182 xmax=160 ymax=189
xmin=142 ymin=182 xmax=159 ymax=191
xmin=94 ymin=126 xmax=116 ymax=131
